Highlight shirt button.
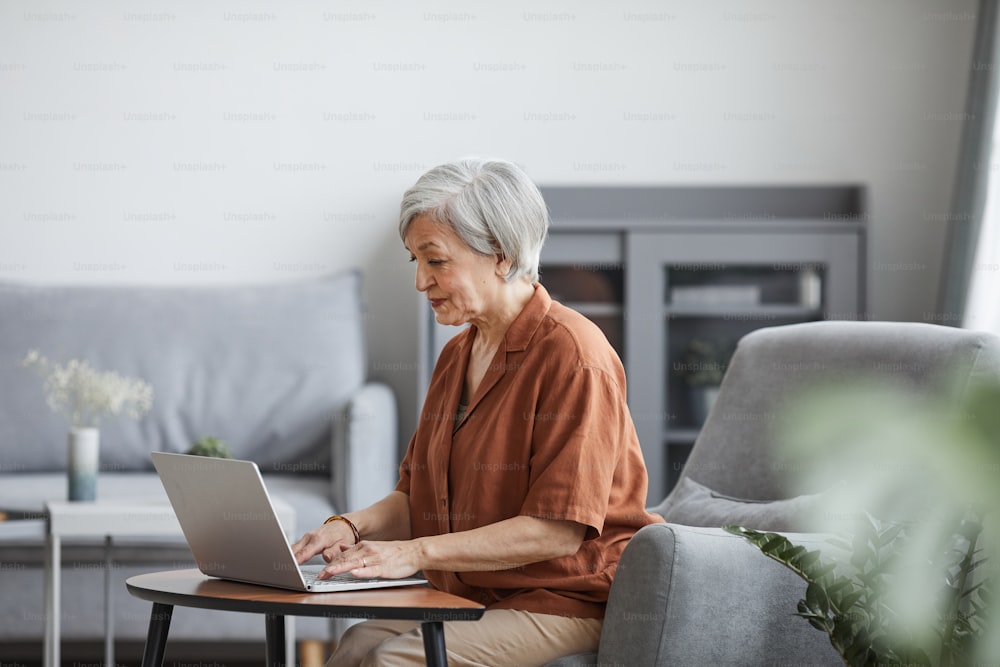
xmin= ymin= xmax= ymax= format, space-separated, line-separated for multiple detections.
xmin=440 ymin=498 xmax=446 ymax=506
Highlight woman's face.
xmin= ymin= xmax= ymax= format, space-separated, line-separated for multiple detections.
xmin=404 ymin=214 xmax=505 ymax=327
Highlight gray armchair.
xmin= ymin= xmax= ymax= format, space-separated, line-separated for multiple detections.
xmin=549 ymin=320 xmax=1000 ymax=667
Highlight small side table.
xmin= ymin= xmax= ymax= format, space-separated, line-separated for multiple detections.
xmin=43 ymin=498 xmax=295 ymax=667
xmin=127 ymin=569 xmax=486 ymax=667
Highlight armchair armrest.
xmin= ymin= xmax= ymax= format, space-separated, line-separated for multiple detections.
xmin=597 ymin=524 xmax=841 ymax=666
xmin=330 ymin=382 xmax=398 ymax=514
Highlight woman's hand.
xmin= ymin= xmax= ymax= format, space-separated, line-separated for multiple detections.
xmin=290 ymin=492 xmax=413 ymax=567
xmin=291 ymin=520 xmax=357 ymax=565
xmin=317 ymin=540 xmax=423 ymax=581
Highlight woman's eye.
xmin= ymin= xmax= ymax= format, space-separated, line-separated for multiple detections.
xmin=408 ymin=255 xmax=444 ymax=266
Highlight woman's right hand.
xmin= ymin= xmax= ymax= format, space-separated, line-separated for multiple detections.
xmin=291 ymin=491 xmax=412 ymax=564
xmin=291 ymin=519 xmax=357 ymax=564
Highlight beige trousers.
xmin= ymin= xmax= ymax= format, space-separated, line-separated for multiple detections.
xmin=326 ymin=609 xmax=602 ymax=667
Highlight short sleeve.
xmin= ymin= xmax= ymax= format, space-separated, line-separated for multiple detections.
xmin=519 ymin=366 xmax=627 ymax=539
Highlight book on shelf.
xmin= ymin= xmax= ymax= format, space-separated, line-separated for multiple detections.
xmin=670 ymin=285 xmax=761 ymax=307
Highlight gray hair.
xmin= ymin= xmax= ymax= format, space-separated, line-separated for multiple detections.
xmin=399 ymin=158 xmax=549 ymax=283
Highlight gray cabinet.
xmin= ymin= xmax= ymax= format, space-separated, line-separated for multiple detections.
xmin=418 ymin=186 xmax=866 ymax=503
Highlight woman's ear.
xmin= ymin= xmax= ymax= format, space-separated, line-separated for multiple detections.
xmin=495 ymin=254 xmax=513 ymax=278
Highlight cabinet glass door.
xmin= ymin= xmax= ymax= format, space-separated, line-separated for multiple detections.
xmin=627 ymin=230 xmax=863 ymax=502
xmin=541 ymin=232 xmax=625 ymax=359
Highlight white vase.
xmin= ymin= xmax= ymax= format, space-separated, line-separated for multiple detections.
xmin=67 ymin=427 xmax=99 ymax=501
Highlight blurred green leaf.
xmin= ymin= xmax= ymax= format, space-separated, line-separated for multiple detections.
xmin=730 ymin=378 xmax=1000 ymax=665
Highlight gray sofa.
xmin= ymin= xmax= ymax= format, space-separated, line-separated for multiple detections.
xmin=0 ymin=271 xmax=398 ymax=650
xmin=549 ymin=320 xmax=1000 ymax=666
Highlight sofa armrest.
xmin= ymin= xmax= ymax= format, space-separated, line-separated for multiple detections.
xmin=330 ymin=382 xmax=398 ymax=514
xmin=597 ymin=523 xmax=842 ymax=667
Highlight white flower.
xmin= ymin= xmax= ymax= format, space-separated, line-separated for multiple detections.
xmin=21 ymin=349 xmax=154 ymax=428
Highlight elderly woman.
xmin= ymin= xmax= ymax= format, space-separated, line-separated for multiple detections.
xmin=292 ymin=158 xmax=662 ymax=666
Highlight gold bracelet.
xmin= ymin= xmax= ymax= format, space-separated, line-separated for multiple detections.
xmin=323 ymin=515 xmax=360 ymax=544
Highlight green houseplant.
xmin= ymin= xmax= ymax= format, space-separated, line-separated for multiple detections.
xmin=726 ymin=513 xmax=991 ymax=666
xmin=726 ymin=379 xmax=1000 ymax=666
xmin=673 ymin=337 xmax=735 ymax=422
xmin=186 ymin=436 xmax=234 ymax=459
xmin=673 ymin=337 xmax=733 ymax=387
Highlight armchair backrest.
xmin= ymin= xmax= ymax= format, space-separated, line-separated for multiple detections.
xmin=667 ymin=321 xmax=1000 ymax=505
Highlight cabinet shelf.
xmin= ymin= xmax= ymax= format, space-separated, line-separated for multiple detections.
xmin=563 ymin=303 xmax=622 ymax=317
xmin=665 ymin=429 xmax=701 ymax=444
xmin=664 ymin=304 xmax=824 ymax=319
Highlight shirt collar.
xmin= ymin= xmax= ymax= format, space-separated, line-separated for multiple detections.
xmin=502 ymin=283 xmax=552 ymax=353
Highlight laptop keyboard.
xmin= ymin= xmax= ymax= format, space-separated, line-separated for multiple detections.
xmin=301 ymin=568 xmax=382 ymax=585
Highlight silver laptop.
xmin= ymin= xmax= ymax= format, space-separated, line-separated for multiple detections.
xmin=151 ymin=451 xmax=427 ymax=593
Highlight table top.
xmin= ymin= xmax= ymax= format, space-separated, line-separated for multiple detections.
xmin=126 ymin=569 xmax=486 ymax=622
xmin=44 ymin=497 xmax=294 ymax=538
xmin=46 ymin=498 xmax=181 ymax=537
xmin=0 ymin=509 xmax=46 ymax=540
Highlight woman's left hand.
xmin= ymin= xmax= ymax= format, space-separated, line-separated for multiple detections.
xmin=317 ymin=539 xmax=423 ymax=581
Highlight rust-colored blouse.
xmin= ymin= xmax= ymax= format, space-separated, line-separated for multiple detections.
xmin=396 ymin=284 xmax=662 ymax=619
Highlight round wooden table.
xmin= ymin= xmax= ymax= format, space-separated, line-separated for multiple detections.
xmin=126 ymin=569 xmax=485 ymax=667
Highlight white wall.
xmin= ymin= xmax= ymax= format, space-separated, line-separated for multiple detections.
xmin=0 ymin=1 xmax=978 ymax=448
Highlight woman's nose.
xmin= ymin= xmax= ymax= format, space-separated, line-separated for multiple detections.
xmin=414 ymin=262 xmax=433 ymax=292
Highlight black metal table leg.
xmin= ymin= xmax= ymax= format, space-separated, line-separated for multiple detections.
xmin=422 ymin=620 xmax=447 ymax=667
xmin=140 ymin=602 xmax=173 ymax=667
xmin=265 ymin=613 xmax=287 ymax=667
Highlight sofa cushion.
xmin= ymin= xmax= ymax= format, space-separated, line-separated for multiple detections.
xmin=650 ymin=477 xmax=829 ymax=532
xmin=0 ymin=272 xmax=365 ymax=473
